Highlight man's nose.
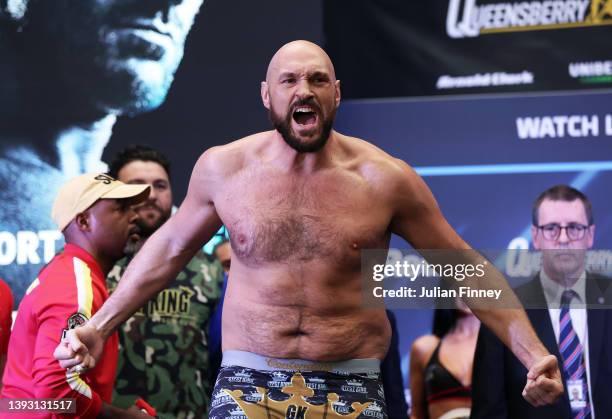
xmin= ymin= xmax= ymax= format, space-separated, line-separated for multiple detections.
xmin=295 ymin=79 xmax=314 ymax=99
xmin=132 ymin=0 xmax=184 ymax=24
xmin=147 ymin=185 xmax=158 ymax=202
xmin=557 ymin=227 xmax=570 ymax=244
xmin=128 ymin=208 xmax=139 ymax=224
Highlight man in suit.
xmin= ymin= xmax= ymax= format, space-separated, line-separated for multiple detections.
xmin=472 ymin=184 xmax=612 ymax=418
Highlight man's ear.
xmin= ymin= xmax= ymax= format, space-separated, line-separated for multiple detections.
xmin=74 ymin=211 xmax=91 ymax=232
xmin=587 ymin=224 xmax=595 ymax=249
xmin=261 ymin=81 xmax=270 ymax=110
xmin=334 ymin=79 xmax=341 ymax=109
xmin=531 ymin=225 xmax=540 ymax=250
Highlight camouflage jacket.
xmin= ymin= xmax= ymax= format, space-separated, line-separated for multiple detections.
xmin=106 ymin=250 xmax=224 ymax=419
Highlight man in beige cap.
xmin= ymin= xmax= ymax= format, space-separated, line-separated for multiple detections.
xmin=1 ymin=173 xmax=151 ymax=418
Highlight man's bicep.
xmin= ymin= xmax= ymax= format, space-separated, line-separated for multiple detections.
xmin=389 ymin=163 xmax=467 ymax=250
xmin=166 ymin=151 xmax=224 ymax=252
xmin=170 ymin=198 xmax=222 ymax=252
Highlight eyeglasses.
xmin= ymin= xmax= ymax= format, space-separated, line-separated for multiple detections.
xmin=536 ymin=223 xmax=590 ymax=241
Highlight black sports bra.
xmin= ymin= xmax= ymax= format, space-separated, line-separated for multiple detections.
xmin=423 ymin=341 xmax=472 ymax=404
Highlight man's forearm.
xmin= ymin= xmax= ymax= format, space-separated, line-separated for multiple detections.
xmin=466 ymin=262 xmax=549 ymax=369
xmin=473 ymin=307 xmax=548 ymax=369
xmin=91 ymin=219 xmax=199 ymax=338
xmin=435 ymin=250 xmax=550 ymax=369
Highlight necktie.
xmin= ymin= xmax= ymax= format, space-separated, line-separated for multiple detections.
xmin=559 ymin=290 xmax=591 ymax=419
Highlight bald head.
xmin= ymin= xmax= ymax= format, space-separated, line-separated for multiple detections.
xmin=261 ymin=40 xmax=341 ymax=153
xmin=266 ymin=40 xmax=336 ymax=83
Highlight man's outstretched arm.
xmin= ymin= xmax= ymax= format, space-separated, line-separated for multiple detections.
xmin=55 ymin=148 xmax=225 ymax=369
xmin=387 ymin=159 xmax=562 ymax=406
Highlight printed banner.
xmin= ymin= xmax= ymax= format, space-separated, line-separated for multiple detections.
xmin=324 ymin=0 xmax=612 ymax=97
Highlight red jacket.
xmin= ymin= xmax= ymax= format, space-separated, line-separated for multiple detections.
xmin=1 ymin=244 xmax=118 ymax=418
xmin=0 ymin=278 xmax=12 ymax=357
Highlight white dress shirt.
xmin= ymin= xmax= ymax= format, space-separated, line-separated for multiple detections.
xmin=540 ymin=270 xmax=594 ymax=417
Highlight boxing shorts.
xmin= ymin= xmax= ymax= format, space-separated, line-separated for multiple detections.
xmin=209 ymin=350 xmax=387 ymax=419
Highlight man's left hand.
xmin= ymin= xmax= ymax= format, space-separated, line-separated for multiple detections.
xmin=522 ymin=354 xmax=564 ymax=406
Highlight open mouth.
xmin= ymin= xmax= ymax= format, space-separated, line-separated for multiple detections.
xmin=292 ymin=106 xmax=318 ymax=128
xmin=128 ymin=226 xmax=142 ymax=242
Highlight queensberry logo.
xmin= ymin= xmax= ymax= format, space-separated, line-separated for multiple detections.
xmin=447 ymin=0 xmax=610 ymax=38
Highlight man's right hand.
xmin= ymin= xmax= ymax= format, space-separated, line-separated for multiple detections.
xmin=53 ymin=323 xmax=104 ymax=371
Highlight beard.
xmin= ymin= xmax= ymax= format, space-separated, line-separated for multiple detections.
xmin=123 ymin=234 xmax=145 ymax=256
xmin=137 ymin=206 xmax=170 ymax=236
xmin=269 ymin=98 xmax=336 ymax=153
xmin=123 ymin=205 xmax=171 ymax=256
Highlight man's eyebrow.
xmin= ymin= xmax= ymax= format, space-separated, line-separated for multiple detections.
xmin=309 ymin=71 xmax=330 ymax=79
xmin=278 ymin=71 xmax=296 ymax=79
xmin=115 ymin=199 xmax=130 ymax=209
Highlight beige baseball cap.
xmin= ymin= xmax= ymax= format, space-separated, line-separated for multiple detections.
xmin=52 ymin=173 xmax=150 ymax=232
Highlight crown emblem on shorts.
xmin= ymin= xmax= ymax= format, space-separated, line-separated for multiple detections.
xmin=346 ymin=379 xmax=363 ymax=387
xmin=224 ymin=372 xmax=371 ymax=419
xmin=229 ymin=407 xmax=246 ymax=416
xmin=366 ymin=401 xmax=383 ymax=412
xmin=271 ymin=371 xmax=289 ymax=381
xmin=244 ymin=391 xmax=263 ymax=402
xmin=235 ymin=369 xmax=252 ymax=378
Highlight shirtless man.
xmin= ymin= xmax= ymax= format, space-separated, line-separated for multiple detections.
xmin=56 ymin=40 xmax=563 ymax=417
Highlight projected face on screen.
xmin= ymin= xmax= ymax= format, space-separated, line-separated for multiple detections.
xmin=13 ymin=0 xmax=203 ymax=114
xmin=0 ymin=0 xmax=204 ymax=304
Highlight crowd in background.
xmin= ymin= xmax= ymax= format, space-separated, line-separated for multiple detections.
xmin=0 ymin=147 xmax=610 ymax=419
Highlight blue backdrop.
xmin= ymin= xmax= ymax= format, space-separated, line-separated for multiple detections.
xmin=335 ymin=88 xmax=612 ymax=388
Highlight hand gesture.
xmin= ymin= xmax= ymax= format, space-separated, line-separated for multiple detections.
xmin=53 ymin=323 xmax=104 ymax=372
xmin=522 ymin=354 xmax=564 ymax=406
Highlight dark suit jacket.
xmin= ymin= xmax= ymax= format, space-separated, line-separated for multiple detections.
xmin=382 ymin=310 xmax=409 ymax=419
xmin=471 ymin=273 xmax=612 ymax=419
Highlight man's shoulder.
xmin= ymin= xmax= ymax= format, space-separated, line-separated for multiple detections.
xmin=586 ymin=271 xmax=612 ymax=285
xmin=586 ymin=271 xmax=612 ymax=304
xmin=336 ymin=132 xmax=392 ymax=162
xmin=24 ymin=254 xmax=81 ymax=311
xmin=196 ymin=132 xmax=271 ymax=178
xmin=335 ymin=132 xmax=415 ymax=184
xmin=510 ymin=276 xmax=553 ymax=311
xmin=37 ymin=252 xmax=77 ymax=283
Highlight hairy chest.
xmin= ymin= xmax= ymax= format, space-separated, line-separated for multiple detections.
xmin=216 ymin=172 xmax=391 ymax=268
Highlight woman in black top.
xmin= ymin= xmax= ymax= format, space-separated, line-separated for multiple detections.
xmin=409 ymin=298 xmax=479 ymax=419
